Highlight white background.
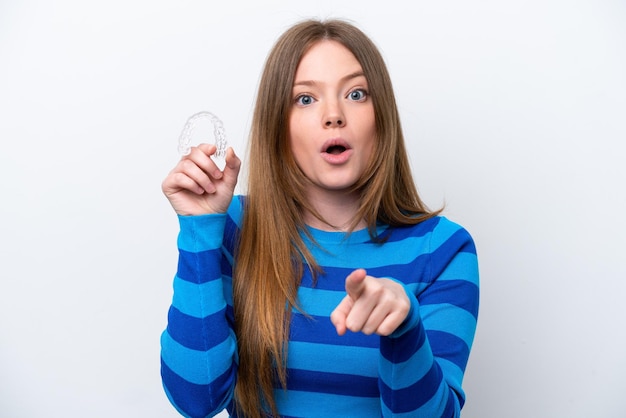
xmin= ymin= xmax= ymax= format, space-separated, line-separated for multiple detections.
xmin=1 ymin=1 xmax=625 ymax=417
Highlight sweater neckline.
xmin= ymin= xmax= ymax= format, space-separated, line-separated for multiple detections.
xmin=303 ymin=224 xmax=388 ymax=245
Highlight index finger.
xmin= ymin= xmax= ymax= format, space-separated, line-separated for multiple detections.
xmin=345 ymin=268 xmax=367 ymax=300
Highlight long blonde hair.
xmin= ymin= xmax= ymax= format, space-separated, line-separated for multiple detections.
xmin=232 ymin=19 xmax=440 ymax=417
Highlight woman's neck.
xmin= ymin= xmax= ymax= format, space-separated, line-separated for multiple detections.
xmin=302 ymin=189 xmax=366 ymax=232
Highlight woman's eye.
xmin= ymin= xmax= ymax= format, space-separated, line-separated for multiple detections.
xmin=296 ymin=95 xmax=314 ymax=106
xmin=349 ymin=89 xmax=368 ymax=101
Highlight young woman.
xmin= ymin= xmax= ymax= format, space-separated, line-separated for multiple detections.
xmin=161 ymin=19 xmax=479 ymax=418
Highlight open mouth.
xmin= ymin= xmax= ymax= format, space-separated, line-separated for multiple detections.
xmin=326 ymin=145 xmax=347 ymax=155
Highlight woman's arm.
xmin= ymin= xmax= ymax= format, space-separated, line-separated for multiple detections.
xmin=160 ymin=145 xmax=241 ymax=418
xmin=379 ymin=220 xmax=479 ymax=417
xmin=161 ymin=214 xmax=238 ymax=418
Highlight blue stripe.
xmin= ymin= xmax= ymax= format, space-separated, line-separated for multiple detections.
xmin=167 ymin=306 xmax=230 ymax=351
xmin=288 ymin=341 xmax=377 ymax=376
xmin=220 ymin=250 xmax=234 ymax=273
xmin=430 ymin=230 xmax=476 ymax=277
xmin=172 ymin=276 xmax=226 ymax=318
xmin=300 ymin=252 xmax=432 ymax=292
xmin=436 ymin=357 xmax=464 ymax=394
xmin=379 ymin=336 xmax=433 ymax=390
xmin=305 ymin=216 xmax=439 ymax=246
xmin=282 ymin=368 xmax=379 ymax=397
xmin=295 ymin=286 xmax=345 ymax=317
xmin=223 ymin=211 xmax=240 ymax=255
xmin=443 ymin=386 xmax=461 ymax=415
xmin=379 ymin=216 xmax=440 ymax=243
xmin=177 ymin=248 xmax=222 ymax=284
xmin=380 ymin=322 xmax=426 ymax=364
xmin=161 ymin=357 xmax=234 ymax=418
xmin=225 ymin=305 xmax=235 ymax=331
xmin=419 ymin=278 xmax=479 ymax=316
xmin=274 ymin=390 xmax=380 ymax=418
xmin=300 ymin=267 xmax=352 ymax=291
xmin=308 ymin=237 xmax=433 ymax=271
xmin=221 ymin=274 xmax=234 ymax=307
xmin=427 ymin=330 xmax=471 ymax=372
xmin=436 ymin=252 xmax=479 ymax=284
xmin=367 ymin=254 xmax=430 ymax=284
xmin=226 ymin=195 xmax=244 ymax=227
xmin=421 ymin=303 xmax=477 ymax=348
xmin=380 ymin=361 xmax=443 ymax=413
xmin=290 ymin=312 xmax=379 ymax=348
xmin=161 ymin=330 xmax=236 ymax=385
xmin=379 ymin=382 xmax=457 ymax=418
xmin=177 ymin=214 xmax=226 ymax=252
xmin=428 ymin=217 xmax=464 ymax=249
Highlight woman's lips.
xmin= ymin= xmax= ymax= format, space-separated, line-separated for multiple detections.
xmin=321 ymin=138 xmax=352 ymax=164
xmin=321 ymin=148 xmax=353 ymax=164
xmin=321 ymin=138 xmax=353 ymax=164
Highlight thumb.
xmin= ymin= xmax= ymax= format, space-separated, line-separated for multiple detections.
xmin=345 ymin=268 xmax=367 ymax=300
xmin=221 ymin=147 xmax=241 ymax=188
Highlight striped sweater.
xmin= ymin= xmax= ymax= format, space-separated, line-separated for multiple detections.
xmin=161 ymin=195 xmax=479 ymax=417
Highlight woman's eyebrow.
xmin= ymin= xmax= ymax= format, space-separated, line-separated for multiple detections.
xmin=293 ymin=71 xmax=366 ymax=88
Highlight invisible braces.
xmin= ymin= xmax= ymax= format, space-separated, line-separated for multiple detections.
xmin=178 ymin=111 xmax=227 ymax=158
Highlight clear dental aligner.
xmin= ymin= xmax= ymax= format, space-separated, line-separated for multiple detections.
xmin=178 ymin=111 xmax=227 ymax=158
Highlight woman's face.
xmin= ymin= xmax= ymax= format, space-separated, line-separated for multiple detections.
xmin=288 ymin=40 xmax=376 ymax=200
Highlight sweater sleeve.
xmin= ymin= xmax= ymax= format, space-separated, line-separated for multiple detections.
xmin=160 ymin=213 xmax=238 ymax=418
xmin=378 ymin=219 xmax=479 ymax=417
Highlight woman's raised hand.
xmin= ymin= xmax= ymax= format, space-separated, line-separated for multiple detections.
xmin=162 ymin=144 xmax=241 ymax=216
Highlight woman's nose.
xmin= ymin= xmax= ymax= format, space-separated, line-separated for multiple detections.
xmin=324 ymin=101 xmax=345 ymax=127
xmin=325 ymin=116 xmax=343 ymax=127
